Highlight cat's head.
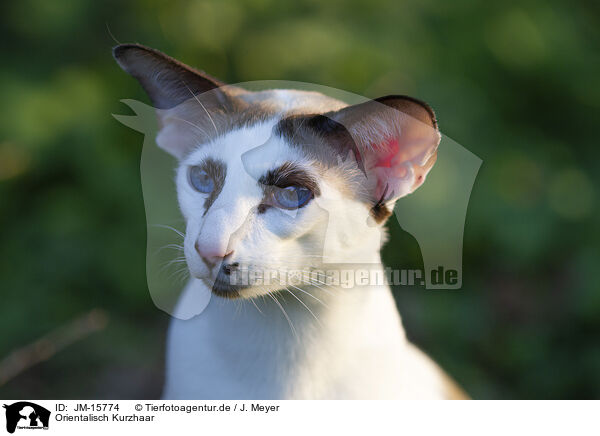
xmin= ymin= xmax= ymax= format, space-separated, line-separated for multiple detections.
xmin=114 ymin=44 xmax=440 ymax=299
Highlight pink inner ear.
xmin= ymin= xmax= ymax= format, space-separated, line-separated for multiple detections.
xmin=372 ymin=137 xmax=433 ymax=201
xmin=372 ymin=139 xmax=405 ymax=200
xmin=374 ymin=139 xmax=399 ymax=168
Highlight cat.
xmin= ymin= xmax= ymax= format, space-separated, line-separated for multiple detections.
xmin=113 ymin=43 xmax=468 ymax=399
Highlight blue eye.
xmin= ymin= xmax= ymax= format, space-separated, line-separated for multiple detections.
xmin=272 ymin=186 xmax=313 ymax=210
xmin=189 ymin=166 xmax=215 ymax=193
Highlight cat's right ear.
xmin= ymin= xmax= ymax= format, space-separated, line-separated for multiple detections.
xmin=113 ymin=44 xmax=246 ymax=158
xmin=113 ymin=44 xmax=242 ymax=110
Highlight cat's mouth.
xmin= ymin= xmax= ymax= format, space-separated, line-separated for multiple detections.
xmin=196 ymin=260 xmax=277 ymax=299
xmin=201 ymin=270 xmax=252 ymax=299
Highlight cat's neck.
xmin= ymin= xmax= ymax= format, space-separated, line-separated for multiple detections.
xmin=164 ymin=260 xmax=410 ymax=399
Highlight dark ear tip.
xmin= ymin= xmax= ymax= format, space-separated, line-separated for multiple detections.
xmin=112 ymin=44 xmax=163 ymax=74
xmin=376 ymin=95 xmax=439 ymax=130
xmin=112 ymin=45 xmax=124 ymax=61
xmin=112 ymin=43 xmax=146 ymax=60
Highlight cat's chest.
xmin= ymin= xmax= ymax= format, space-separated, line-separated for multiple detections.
xmin=164 ymin=321 xmax=407 ymax=399
xmin=162 ymin=283 xmax=412 ymax=399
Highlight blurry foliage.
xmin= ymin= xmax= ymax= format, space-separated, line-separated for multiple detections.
xmin=0 ymin=0 xmax=598 ymax=398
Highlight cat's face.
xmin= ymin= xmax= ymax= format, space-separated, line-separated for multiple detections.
xmin=175 ymin=116 xmax=380 ymax=298
xmin=114 ymin=44 xmax=440 ymax=299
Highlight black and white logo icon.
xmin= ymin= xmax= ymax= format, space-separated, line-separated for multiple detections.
xmin=3 ymin=402 xmax=50 ymax=434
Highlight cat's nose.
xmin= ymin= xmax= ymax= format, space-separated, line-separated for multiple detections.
xmin=194 ymin=241 xmax=234 ymax=265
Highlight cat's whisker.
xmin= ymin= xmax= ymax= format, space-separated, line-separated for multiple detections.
xmin=234 ymin=298 xmax=244 ymax=318
xmin=151 ymin=224 xmax=185 ymax=239
xmin=170 ymin=116 xmax=210 ymax=141
xmin=168 ymin=264 xmax=190 ymax=284
xmin=248 ymin=296 xmax=264 ymax=316
xmin=159 ymin=256 xmax=188 ymax=273
xmin=290 ymin=116 xmax=307 ymax=144
xmin=233 ymin=264 xmax=337 ymax=297
xmin=271 ymin=275 xmax=326 ymax=307
xmin=266 ymin=291 xmax=297 ymax=339
xmin=183 ymin=82 xmax=219 ymax=137
xmin=288 ymin=283 xmax=327 ymax=306
xmin=155 ymin=244 xmax=185 ymax=257
xmin=166 ymin=256 xmax=187 ymax=263
xmin=276 ymin=265 xmax=322 ymax=280
xmin=299 ymin=272 xmax=335 ymax=289
xmin=302 ymin=278 xmax=340 ymax=296
xmin=273 ymin=266 xmax=339 ymax=294
xmin=176 ymin=270 xmax=190 ymax=285
xmin=284 ymin=287 xmax=321 ymax=326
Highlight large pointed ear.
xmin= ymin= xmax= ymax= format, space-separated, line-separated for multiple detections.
xmin=113 ymin=44 xmax=247 ymax=158
xmin=113 ymin=43 xmax=244 ymax=110
xmin=312 ymin=95 xmax=440 ymax=220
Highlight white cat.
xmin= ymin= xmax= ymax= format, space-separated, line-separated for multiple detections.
xmin=114 ymin=44 xmax=468 ymax=399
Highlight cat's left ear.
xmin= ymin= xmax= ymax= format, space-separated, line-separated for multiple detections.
xmin=315 ymin=95 xmax=440 ymax=218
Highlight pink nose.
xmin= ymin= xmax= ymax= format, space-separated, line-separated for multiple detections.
xmin=194 ymin=241 xmax=233 ymax=264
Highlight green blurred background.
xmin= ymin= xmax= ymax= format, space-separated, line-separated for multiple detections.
xmin=1 ymin=0 xmax=598 ymax=399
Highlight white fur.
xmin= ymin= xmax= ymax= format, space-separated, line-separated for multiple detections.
xmin=164 ymin=276 xmax=447 ymax=399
